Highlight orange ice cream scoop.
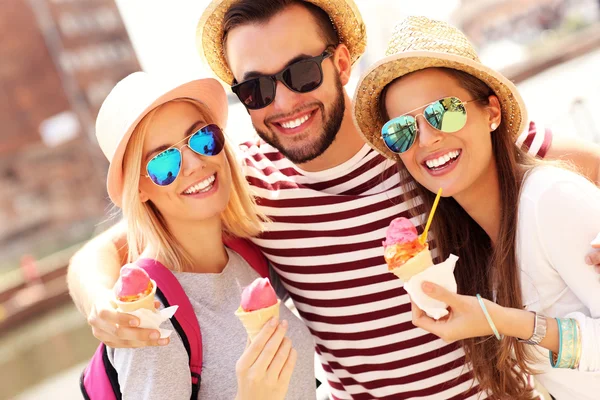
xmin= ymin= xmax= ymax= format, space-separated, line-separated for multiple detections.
xmin=384 ymin=240 xmax=427 ymax=270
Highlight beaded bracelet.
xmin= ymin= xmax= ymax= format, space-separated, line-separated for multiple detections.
xmin=574 ymin=319 xmax=582 ymax=369
xmin=476 ymin=294 xmax=502 ymax=340
xmin=550 ymin=318 xmax=581 ymax=369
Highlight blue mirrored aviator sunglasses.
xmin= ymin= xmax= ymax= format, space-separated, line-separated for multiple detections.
xmin=144 ymin=124 xmax=225 ymax=186
xmin=381 ymin=96 xmax=479 ymax=154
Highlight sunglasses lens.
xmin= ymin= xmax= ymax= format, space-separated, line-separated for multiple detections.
xmin=382 ymin=116 xmax=417 ymax=154
xmin=424 ymin=97 xmax=467 ymax=133
xmin=147 ymin=148 xmax=181 ymax=186
xmin=283 ymin=60 xmax=322 ymax=92
xmin=189 ymin=124 xmax=225 ymax=156
xmin=234 ymin=78 xmax=275 ymax=110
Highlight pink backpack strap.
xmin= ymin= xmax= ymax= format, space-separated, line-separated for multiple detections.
xmin=80 ymin=343 xmax=120 ymax=400
xmin=224 ymin=237 xmax=269 ymax=278
xmin=135 ymin=259 xmax=202 ymax=398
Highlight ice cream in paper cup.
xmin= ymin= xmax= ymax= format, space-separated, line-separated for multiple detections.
xmin=382 ymin=217 xmax=459 ymax=320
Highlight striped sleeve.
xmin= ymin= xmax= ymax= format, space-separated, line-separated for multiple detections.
xmin=515 ymin=121 xmax=552 ymax=159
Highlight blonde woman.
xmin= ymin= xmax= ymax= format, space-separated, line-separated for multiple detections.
xmin=353 ymin=17 xmax=600 ymax=400
xmin=93 ymin=72 xmax=315 ymax=399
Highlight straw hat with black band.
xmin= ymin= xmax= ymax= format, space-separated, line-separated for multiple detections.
xmin=353 ymin=16 xmax=528 ymax=161
xmin=196 ymin=0 xmax=367 ymax=85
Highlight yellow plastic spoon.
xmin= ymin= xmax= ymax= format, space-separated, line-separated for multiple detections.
xmin=418 ymin=187 xmax=443 ymax=245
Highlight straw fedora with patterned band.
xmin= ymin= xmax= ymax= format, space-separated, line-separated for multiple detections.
xmin=353 ymin=16 xmax=528 ymax=161
xmin=196 ymin=0 xmax=367 ymax=85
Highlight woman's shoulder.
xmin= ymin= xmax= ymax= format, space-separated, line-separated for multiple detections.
xmin=521 ymin=164 xmax=598 ymax=203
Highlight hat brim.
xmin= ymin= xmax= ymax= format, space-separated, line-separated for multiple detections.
xmin=196 ymin=0 xmax=367 ymax=85
xmin=353 ymin=51 xmax=528 ymax=161
xmin=107 ymin=78 xmax=228 ymax=206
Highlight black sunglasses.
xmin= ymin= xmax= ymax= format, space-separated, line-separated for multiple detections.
xmin=231 ymin=47 xmax=335 ymax=110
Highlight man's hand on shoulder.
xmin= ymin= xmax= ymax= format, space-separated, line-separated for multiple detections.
xmin=544 ymin=134 xmax=600 ymax=185
xmin=586 ymin=232 xmax=600 ymax=274
xmin=88 ymin=291 xmax=169 ymax=348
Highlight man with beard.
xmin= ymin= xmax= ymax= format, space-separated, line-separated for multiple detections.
xmin=69 ymin=0 xmax=600 ymax=398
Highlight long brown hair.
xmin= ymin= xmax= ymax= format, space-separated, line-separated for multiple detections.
xmin=381 ymin=68 xmax=541 ymax=399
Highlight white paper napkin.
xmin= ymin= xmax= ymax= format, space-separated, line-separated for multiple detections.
xmin=404 ymin=254 xmax=459 ymax=320
xmin=119 ymin=305 xmax=179 ymax=339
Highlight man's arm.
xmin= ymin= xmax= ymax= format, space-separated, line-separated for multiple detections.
xmin=589 ymin=233 xmax=600 ymax=273
xmin=67 ymin=220 xmax=127 ymax=317
xmin=67 ymin=221 xmax=168 ymax=347
xmin=545 ymin=135 xmax=600 ymax=268
xmin=545 ymin=135 xmax=600 ymax=185
xmin=519 ymin=121 xmax=600 ymax=271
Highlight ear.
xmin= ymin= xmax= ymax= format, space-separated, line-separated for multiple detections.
xmin=139 ymin=187 xmax=150 ymax=203
xmin=332 ymin=44 xmax=352 ymax=86
xmin=487 ymin=95 xmax=502 ymax=131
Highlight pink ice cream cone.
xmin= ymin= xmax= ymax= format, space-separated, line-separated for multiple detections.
xmin=235 ymin=278 xmax=280 ymax=341
xmin=113 ymin=264 xmax=156 ymax=312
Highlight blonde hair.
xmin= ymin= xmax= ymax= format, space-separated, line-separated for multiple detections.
xmin=120 ymin=98 xmax=266 ymax=272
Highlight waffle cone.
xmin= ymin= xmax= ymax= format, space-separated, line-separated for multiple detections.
xmin=114 ymin=279 xmax=157 ymax=313
xmin=235 ymin=300 xmax=281 ymax=341
xmin=390 ymin=249 xmax=434 ymax=282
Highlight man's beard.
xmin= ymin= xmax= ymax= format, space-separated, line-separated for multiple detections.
xmin=253 ymin=75 xmax=345 ymax=164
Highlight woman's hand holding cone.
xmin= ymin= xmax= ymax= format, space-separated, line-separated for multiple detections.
xmin=88 ymin=292 xmax=169 ymax=348
xmin=411 ymin=282 xmax=498 ymax=342
xmin=235 ymin=317 xmax=297 ymax=400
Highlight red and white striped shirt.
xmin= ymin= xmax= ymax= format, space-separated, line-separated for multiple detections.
xmin=241 ymin=122 xmax=551 ymax=399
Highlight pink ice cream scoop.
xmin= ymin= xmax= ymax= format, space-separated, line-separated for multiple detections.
xmin=382 ymin=217 xmax=419 ymax=247
xmin=240 ymin=278 xmax=278 ymax=312
xmin=114 ymin=265 xmax=153 ymax=302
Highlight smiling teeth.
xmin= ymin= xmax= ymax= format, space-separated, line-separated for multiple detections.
xmin=425 ymin=151 xmax=460 ymax=169
xmin=280 ymin=114 xmax=310 ymax=129
xmin=183 ymin=174 xmax=215 ymax=195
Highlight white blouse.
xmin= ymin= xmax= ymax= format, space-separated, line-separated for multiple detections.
xmin=517 ymin=165 xmax=600 ymax=400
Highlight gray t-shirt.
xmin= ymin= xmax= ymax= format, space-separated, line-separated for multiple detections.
xmin=108 ymin=249 xmax=316 ymax=399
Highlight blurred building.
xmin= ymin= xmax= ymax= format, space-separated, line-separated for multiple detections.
xmin=453 ymin=0 xmax=600 ymax=68
xmin=451 ymin=0 xmax=600 ymax=141
xmin=456 ymin=0 xmax=599 ymax=42
xmin=0 ymin=0 xmax=140 ymax=275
